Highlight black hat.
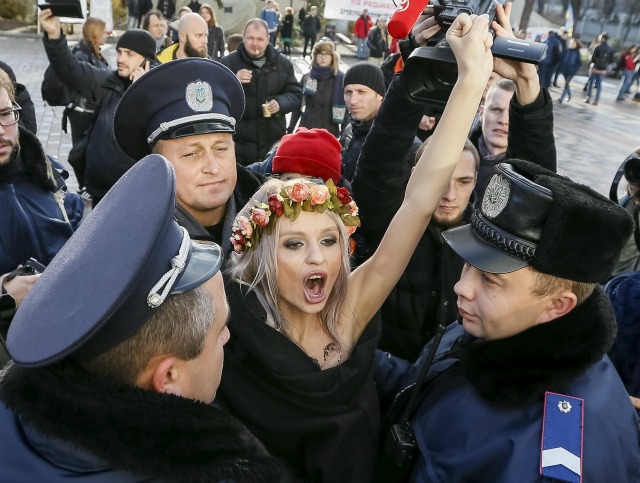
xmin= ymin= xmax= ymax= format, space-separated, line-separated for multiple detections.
xmin=114 ymin=58 xmax=245 ymax=160
xmin=7 ymin=155 xmax=224 ymax=367
xmin=115 ymin=29 xmax=156 ymax=61
xmin=344 ymin=62 xmax=386 ymax=97
xmin=443 ymin=160 xmax=634 ymax=283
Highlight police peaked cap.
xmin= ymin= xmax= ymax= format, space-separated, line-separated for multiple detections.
xmin=114 ymin=58 xmax=245 ymax=161
xmin=8 ymin=155 xmax=223 ymax=367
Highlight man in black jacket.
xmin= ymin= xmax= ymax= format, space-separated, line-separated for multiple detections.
xmin=39 ymin=9 xmax=156 ymax=206
xmin=114 ymin=58 xmax=263 ymax=256
xmin=352 ymin=4 xmax=557 ymax=361
xmin=220 ymin=18 xmax=302 ymax=166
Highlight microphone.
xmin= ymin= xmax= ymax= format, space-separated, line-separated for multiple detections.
xmin=388 ymin=0 xmax=430 ymax=40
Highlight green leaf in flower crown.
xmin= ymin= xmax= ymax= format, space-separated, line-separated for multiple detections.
xmin=283 ymin=202 xmax=295 ymax=219
xmin=292 ymin=202 xmax=302 ymax=221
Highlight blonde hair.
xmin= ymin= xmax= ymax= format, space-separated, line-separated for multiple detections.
xmin=531 ymin=270 xmax=596 ymax=305
xmin=82 ymin=17 xmax=107 ymax=57
xmin=227 ymin=178 xmax=351 ymax=352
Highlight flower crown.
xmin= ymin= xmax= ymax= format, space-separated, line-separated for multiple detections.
xmin=230 ymin=179 xmax=360 ymax=253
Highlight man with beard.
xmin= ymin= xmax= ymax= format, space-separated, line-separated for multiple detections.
xmin=352 ymin=4 xmax=557 ymax=361
xmin=157 ymin=12 xmax=209 ymax=63
xmin=220 ymin=18 xmax=302 ymax=166
xmin=0 ymin=70 xmax=82 ymax=333
xmin=40 ymin=9 xmax=156 ymax=207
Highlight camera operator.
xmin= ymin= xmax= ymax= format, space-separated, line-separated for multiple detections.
xmin=353 ymin=3 xmax=557 ymax=362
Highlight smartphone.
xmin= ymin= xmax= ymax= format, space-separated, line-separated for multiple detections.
xmin=38 ymin=1 xmax=84 ymax=19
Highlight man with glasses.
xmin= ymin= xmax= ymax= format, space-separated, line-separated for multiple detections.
xmin=0 ymin=70 xmax=83 ymax=330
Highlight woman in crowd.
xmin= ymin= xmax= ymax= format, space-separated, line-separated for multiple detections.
xmin=67 ymin=16 xmax=110 ymax=194
xmin=218 ymin=12 xmax=494 ymax=481
xmin=616 ymin=44 xmax=639 ymax=101
xmin=199 ymin=3 xmax=225 ymax=60
xmin=288 ymin=40 xmax=345 ymax=136
xmin=558 ymin=38 xmax=583 ymax=103
xmin=280 ymin=6 xmax=294 ymax=56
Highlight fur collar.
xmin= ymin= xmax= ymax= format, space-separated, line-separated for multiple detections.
xmin=0 ymin=361 xmax=284 ymax=482
xmin=460 ymin=286 xmax=616 ymax=407
xmin=16 ymin=126 xmax=58 ymax=192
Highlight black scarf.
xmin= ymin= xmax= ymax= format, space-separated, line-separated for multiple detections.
xmin=460 ymin=285 xmax=617 ymax=407
xmin=221 ymin=281 xmax=381 ymax=482
xmin=0 ymin=361 xmax=284 ymax=482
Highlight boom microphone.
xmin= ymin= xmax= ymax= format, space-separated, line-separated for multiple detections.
xmin=388 ymin=0 xmax=430 ymax=40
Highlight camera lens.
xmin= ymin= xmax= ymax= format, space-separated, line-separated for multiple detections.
xmin=433 ymin=63 xmax=458 ymax=88
xmin=623 ymin=155 xmax=640 ymax=185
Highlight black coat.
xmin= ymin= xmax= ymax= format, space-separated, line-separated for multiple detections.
xmin=366 ymin=26 xmax=388 ymax=59
xmin=470 ymin=87 xmax=557 ymax=202
xmin=289 ymin=73 xmax=341 ymax=136
xmin=156 ymin=0 xmax=175 ymax=19
xmin=207 ymin=25 xmax=225 ymax=61
xmin=0 ymin=360 xmax=285 ymax=481
xmin=280 ymin=13 xmax=294 ymax=38
xmin=43 ymin=34 xmax=135 ymax=199
xmin=302 ymin=15 xmax=320 ymax=38
xmin=220 ymin=282 xmax=381 ymax=482
xmin=220 ymin=43 xmax=302 ymax=166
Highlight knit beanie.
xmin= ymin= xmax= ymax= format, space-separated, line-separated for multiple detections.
xmin=344 ymin=62 xmax=386 ymax=97
xmin=116 ymin=29 xmax=156 ymax=61
xmin=273 ymin=128 xmax=342 ymax=184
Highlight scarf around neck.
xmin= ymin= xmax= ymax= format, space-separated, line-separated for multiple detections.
xmin=304 ymin=66 xmax=346 ymax=124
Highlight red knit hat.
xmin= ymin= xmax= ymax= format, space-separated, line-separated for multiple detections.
xmin=272 ymin=128 xmax=342 ymax=184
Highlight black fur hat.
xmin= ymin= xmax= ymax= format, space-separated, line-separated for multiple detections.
xmin=443 ymin=159 xmax=634 ymax=283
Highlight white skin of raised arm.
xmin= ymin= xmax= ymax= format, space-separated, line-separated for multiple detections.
xmin=345 ymin=14 xmax=494 ymax=340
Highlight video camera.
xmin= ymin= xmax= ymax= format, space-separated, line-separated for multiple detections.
xmin=391 ymin=0 xmax=547 ymax=107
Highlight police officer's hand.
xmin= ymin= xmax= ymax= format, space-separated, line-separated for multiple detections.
xmin=491 ymin=2 xmax=539 ymax=104
xmin=1 ymin=273 xmax=40 ymax=308
xmin=411 ymin=11 xmax=442 ymax=47
xmin=446 ymin=14 xmax=493 ymax=84
xmin=39 ymin=8 xmax=61 ymax=40
xmin=236 ymin=69 xmax=253 ymax=84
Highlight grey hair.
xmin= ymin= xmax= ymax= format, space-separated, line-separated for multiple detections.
xmin=227 ymin=178 xmax=351 ymax=353
xmin=81 ymin=285 xmax=215 ymax=385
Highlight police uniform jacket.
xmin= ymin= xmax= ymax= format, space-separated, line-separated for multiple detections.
xmin=376 ymin=287 xmax=640 ymax=482
xmin=220 ymin=43 xmax=302 ymax=166
xmin=470 ymin=87 xmax=556 ymax=203
xmin=0 ymin=127 xmax=82 ymax=275
xmin=43 ymin=33 xmax=136 ymax=200
xmin=0 ymin=360 xmax=284 ymax=481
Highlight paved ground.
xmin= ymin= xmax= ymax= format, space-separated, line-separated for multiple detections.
xmin=1 ymin=30 xmax=638 ymax=198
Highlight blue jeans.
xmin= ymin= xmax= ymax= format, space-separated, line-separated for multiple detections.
xmin=587 ymin=72 xmax=604 ymax=103
xmin=617 ymin=69 xmax=636 ymax=100
xmin=356 ymin=38 xmax=366 ymax=59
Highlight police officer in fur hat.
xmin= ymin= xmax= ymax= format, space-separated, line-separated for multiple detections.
xmin=0 ymin=155 xmax=285 ymax=481
xmin=377 ymin=159 xmax=640 ymax=482
xmin=114 ymin=58 xmax=264 ymax=256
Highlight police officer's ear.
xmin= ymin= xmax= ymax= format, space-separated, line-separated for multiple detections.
xmin=536 ymin=290 xmax=578 ymax=324
xmin=136 ymin=355 xmax=184 ymax=396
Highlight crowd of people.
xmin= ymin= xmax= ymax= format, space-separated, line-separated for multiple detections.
xmin=0 ymin=2 xmax=639 ymax=482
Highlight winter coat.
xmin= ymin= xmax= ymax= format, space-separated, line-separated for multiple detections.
xmin=207 ymin=25 xmax=225 ymax=60
xmin=15 ymin=83 xmax=37 ymax=135
xmin=560 ymin=48 xmax=582 ymax=77
xmin=302 ymin=15 xmax=320 ymax=38
xmin=376 ymin=287 xmax=640 ymax=482
xmin=259 ymin=7 xmax=279 ymax=31
xmin=354 ymin=15 xmax=372 ymax=39
xmin=540 ymin=33 xmax=563 ymax=66
xmin=0 ymin=360 xmax=285 ymax=481
xmin=43 ymin=33 xmax=136 ymax=200
xmin=156 ymin=0 xmax=175 ymax=20
xmin=174 ymin=164 xmax=263 ymax=255
xmin=126 ymin=0 xmax=139 ymax=17
xmin=280 ymin=13 xmax=294 ymax=39
xmin=220 ymin=43 xmax=302 ymax=166
xmin=367 ymin=26 xmax=388 ymax=59
xmin=0 ymin=127 xmax=82 ymax=275
xmin=289 ymin=72 xmax=342 ymax=136
xmin=352 ymin=75 xmax=462 ymax=361
xmin=220 ymin=281 xmax=382 ymax=482
xmin=591 ymin=41 xmax=614 ymax=71
xmin=470 ymin=87 xmax=557 ymax=202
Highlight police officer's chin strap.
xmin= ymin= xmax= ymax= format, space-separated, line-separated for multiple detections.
xmin=147 ymin=227 xmax=190 ymax=308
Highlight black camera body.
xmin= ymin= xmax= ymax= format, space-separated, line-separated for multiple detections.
xmin=403 ymin=0 xmax=547 ymax=107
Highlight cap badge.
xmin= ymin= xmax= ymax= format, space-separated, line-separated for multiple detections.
xmin=557 ymin=400 xmax=572 ymax=414
xmin=482 ymin=174 xmax=510 ymax=219
xmin=185 ymin=80 xmax=213 ymax=112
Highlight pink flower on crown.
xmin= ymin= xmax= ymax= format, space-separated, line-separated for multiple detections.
xmin=345 ymin=225 xmax=357 ymax=236
xmin=336 ymin=186 xmax=352 ymax=206
xmin=289 ymin=183 xmax=310 ymax=203
xmin=310 ymin=184 xmax=330 ymax=205
xmin=251 ymin=208 xmax=270 ymax=228
xmin=236 ymin=216 xmax=253 ymax=238
xmin=348 ymin=201 xmax=359 ymax=216
xmin=268 ymin=194 xmax=284 ymax=217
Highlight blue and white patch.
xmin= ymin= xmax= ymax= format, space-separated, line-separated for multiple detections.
xmin=540 ymin=392 xmax=583 ymax=483
xmin=185 ymin=80 xmax=213 ymax=112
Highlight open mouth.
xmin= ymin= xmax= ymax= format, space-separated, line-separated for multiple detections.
xmin=303 ymin=272 xmax=327 ymax=304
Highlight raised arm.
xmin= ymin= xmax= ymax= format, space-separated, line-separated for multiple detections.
xmin=347 ymin=14 xmax=493 ymax=332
